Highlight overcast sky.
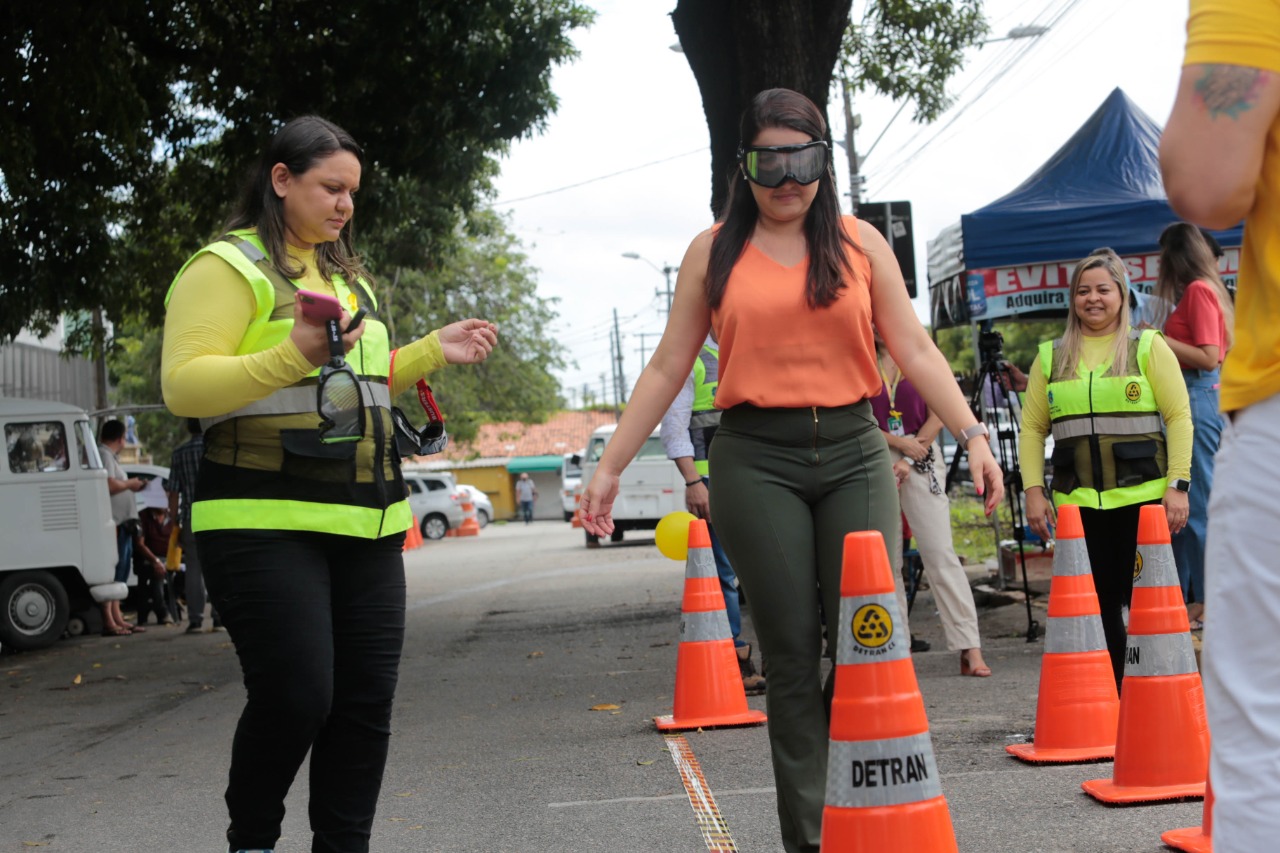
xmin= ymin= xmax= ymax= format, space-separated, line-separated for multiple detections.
xmin=488 ymin=0 xmax=1190 ymax=405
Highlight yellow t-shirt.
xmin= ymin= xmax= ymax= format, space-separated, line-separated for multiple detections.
xmin=162 ymin=241 xmax=445 ymax=418
xmin=1018 ymin=332 xmax=1193 ymax=491
xmin=1186 ymin=0 xmax=1280 ymax=411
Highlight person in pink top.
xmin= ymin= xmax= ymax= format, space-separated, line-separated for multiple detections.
xmin=1151 ymin=222 xmax=1234 ymax=627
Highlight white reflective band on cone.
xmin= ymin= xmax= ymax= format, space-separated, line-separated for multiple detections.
xmin=1045 ymin=614 xmax=1108 ymax=653
xmin=679 ymin=609 xmax=732 ymax=643
xmin=1133 ymin=543 xmax=1178 ymax=588
xmin=1124 ymin=632 xmax=1198 ymax=677
xmin=825 ymin=731 xmax=943 ymax=808
xmin=685 ymin=547 xmax=717 ymax=580
xmin=835 ymin=592 xmax=909 ymax=664
xmin=1053 ymin=538 xmax=1091 ymax=577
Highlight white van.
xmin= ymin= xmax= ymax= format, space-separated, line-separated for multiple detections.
xmin=577 ymin=424 xmax=686 ymax=547
xmin=0 ymin=398 xmax=124 ymax=650
xmin=560 ymin=451 xmax=583 ymax=521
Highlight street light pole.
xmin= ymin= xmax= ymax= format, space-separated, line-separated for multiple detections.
xmin=622 ymin=252 xmax=678 ymax=314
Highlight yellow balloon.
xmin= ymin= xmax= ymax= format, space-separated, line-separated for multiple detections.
xmin=655 ymin=511 xmax=698 ymax=561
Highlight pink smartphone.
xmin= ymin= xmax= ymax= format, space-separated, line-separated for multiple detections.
xmin=296 ymin=290 xmax=343 ymax=324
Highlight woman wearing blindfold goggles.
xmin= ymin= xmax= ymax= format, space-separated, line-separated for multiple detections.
xmin=578 ymin=88 xmax=1004 ymax=853
xmin=161 ymin=115 xmax=498 ymax=853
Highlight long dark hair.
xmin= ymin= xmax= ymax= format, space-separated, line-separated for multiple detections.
xmin=706 ymin=89 xmax=860 ymax=309
xmin=1155 ymin=222 xmax=1234 ymax=347
xmin=224 ymin=115 xmax=372 ymax=286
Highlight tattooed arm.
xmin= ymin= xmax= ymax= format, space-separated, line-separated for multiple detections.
xmin=1162 ymin=63 xmax=1280 ymax=228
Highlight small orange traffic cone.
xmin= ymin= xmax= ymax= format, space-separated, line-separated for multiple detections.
xmin=821 ymin=530 xmax=958 ymax=852
xmin=571 ymin=493 xmax=583 ymax=528
xmin=403 ymin=516 xmax=423 ymax=551
xmin=457 ymin=501 xmax=481 ymax=537
xmin=1161 ymin=775 xmax=1214 ymax=852
xmin=1083 ymin=504 xmax=1208 ymax=803
xmin=654 ymin=518 xmax=766 ymax=731
xmin=1007 ymin=503 xmax=1119 ymax=763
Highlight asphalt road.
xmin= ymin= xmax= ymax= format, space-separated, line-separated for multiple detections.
xmin=0 ymin=522 xmax=1204 ymax=852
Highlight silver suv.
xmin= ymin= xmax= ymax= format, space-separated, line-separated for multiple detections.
xmin=403 ymin=472 xmax=465 ymax=540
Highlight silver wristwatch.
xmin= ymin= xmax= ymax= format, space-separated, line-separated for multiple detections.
xmin=958 ymin=423 xmax=990 ymax=450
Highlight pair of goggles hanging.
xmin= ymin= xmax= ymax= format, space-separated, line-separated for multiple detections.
xmin=391 ymin=379 xmax=448 ymax=457
xmin=738 ymin=140 xmax=828 ymax=188
xmin=317 ymin=315 xmax=366 ymax=444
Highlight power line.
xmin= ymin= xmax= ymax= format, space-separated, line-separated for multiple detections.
xmin=491 ymin=147 xmax=708 ymax=207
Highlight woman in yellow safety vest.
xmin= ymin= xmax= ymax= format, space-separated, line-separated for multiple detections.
xmin=1020 ymin=247 xmax=1192 ymax=691
xmin=161 ymin=116 xmax=497 ymax=853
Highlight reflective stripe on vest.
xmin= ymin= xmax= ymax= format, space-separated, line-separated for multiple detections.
xmin=690 ymin=344 xmax=720 ymax=477
xmin=1124 ymin=632 xmax=1198 ymax=677
xmin=1041 ymin=329 xmax=1168 ymax=509
xmin=192 ymin=497 xmax=412 ymax=538
xmin=200 ymin=380 xmax=393 ymax=431
xmin=825 ymin=731 xmax=943 ymax=808
xmin=1045 ymin=614 xmax=1108 ymax=654
xmin=679 ymin=608 xmax=732 ymax=643
xmin=835 ymin=592 xmax=910 ymax=664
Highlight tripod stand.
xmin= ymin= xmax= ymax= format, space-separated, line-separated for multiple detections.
xmin=945 ymin=324 xmax=1041 ymax=643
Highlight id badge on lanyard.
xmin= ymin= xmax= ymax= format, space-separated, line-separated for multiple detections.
xmin=887 ymin=410 xmax=905 ymax=437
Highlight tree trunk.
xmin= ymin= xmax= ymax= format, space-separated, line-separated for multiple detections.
xmin=672 ymin=0 xmax=852 ymax=218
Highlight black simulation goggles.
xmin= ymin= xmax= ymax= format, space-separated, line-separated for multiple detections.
xmin=391 ymin=379 xmax=448 ymax=458
xmin=317 ymin=316 xmax=365 ymax=445
xmin=738 ymin=140 xmax=829 ymax=188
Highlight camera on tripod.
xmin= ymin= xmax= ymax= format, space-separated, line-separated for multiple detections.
xmin=978 ymin=328 xmax=1005 ymax=363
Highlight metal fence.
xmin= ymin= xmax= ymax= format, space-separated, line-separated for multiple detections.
xmin=0 ymin=342 xmax=97 ymax=411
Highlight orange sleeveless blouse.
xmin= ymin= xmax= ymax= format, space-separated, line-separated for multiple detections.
xmin=711 ymin=217 xmax=879 ymax=409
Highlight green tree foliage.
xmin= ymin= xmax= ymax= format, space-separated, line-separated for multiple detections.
xmin=672 ymin=0 xmax=986 ymax=215
xmin=1 ymin=1 xmax=593 ymax=346
xmin=934 ymin=319 xmax=1065 ymax=376
xmin=380 ymin=209 xmax=567 ymax=443
xmin=840 ymin=0 xmax=988 ymax=123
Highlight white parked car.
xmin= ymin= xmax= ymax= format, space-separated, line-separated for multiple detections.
xmin=456 ymin=484 xmax=493 ymax=528
xmin=123 ymin=463 xmax=171 ymax=510
xmin=402 ymin=471 xmax=466 ymax=540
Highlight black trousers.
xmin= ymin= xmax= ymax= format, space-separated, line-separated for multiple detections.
xmin=198 ymin=527 xmax=407 ymax=853
xmin=1078 ymin=502 xmax=1152 ymax=691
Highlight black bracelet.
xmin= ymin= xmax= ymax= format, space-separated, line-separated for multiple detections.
xmin=685 ymin=478 xmax=702 ymax=487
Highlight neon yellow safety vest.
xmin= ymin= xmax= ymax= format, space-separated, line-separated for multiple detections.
xmin=164 ymin=230 xmax=411 ymax=539
xmin=689 ymin=344 xmax=720 ymax=477
xmin=1040 ymin=328 xmax=1168 ymax=510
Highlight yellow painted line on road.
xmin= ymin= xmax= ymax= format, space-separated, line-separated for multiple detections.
xmin=663 ymin=734 xmax=739 ymax=853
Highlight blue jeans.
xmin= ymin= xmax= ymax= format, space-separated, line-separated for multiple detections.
xmin=701 ymin=477 xmax=743 ymax=646
xmin=114 ymin=524 xmax=134 ymax=584
xmin=519 ymin=499 xmax=534 ymax=523
xmin=1173 ymin=367 xmax=1224 ymax=605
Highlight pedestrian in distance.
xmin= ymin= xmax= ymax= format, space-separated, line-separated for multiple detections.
xmin=131 ymin=478 xmax=175 ymax=627
xmin=1149 ymin=221 xmax=1234 ymax=629
xmin=659 ymin=332 xmax=765 ymax=693
xmin=515 ymin=471 xmax=537 ymax=524
xmin=161 ymin=115 xmax=498 ymax=853
xmin=1019 ymin=248 xmax=1192 ymax=692
xmin=872 ymin=338 xmax=991 ymax=678
xmin=98 ymin=419 xmax=146 ymax=637
xmin=1162 ymin=6 xmax=1280 ymax=850
xmin=579 ymin=88 xmax=1003 ymax=853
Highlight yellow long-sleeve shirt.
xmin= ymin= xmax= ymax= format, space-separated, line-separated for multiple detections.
xmin=162 ymin=244 xmax=445 ymax=418
xmin=1018 ymin=331 xmax=1193 ymax=492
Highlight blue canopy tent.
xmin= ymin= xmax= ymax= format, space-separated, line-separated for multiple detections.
xmin=928 ymin=88 xmax=1243 ymax=330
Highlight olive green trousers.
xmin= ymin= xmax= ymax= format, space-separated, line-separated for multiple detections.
xmin=709 ymin=400 xmax=899 ymax=853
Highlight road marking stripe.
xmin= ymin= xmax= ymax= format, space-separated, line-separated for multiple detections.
xmin=547 ymin=787 xmax=774 ymax=809
xmin=664 ymin=734 xmax=739 ymax=853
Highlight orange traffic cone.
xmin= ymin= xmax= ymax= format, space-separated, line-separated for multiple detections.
xmin=654 ymin=518 xmax=766 ymax=731
xmin=821 ymin=530 xmax=958 ymax=852
xmin=457 ymin=501 xmax=481 ymax=537
xmin=1082 ymin=504 xmax=1208 ymax=803
xmin=403 ymin=516 xmax=423 ymax=551
xmin=1007 ymin=503 xmax=1119 ymax=763
xmin=571 ymin=493 xmax=583 ymax=528
xmin=1161 ymin=775 xmax=1214 ymax=852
